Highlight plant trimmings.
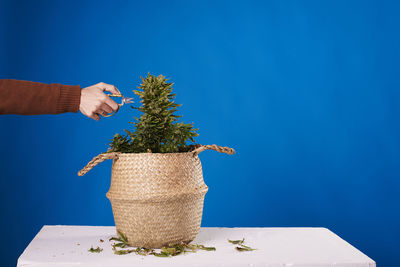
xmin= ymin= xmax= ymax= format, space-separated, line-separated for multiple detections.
xmin=88 ymin=246 xmax=103 ymax=253
xmin=228 ymin=238 xmax=257 ymax=251
xmin=110 ymin=231 xmax=216 ymax=257
xmin=110 ymin=73 xmax=198 ymax=153
xmin=87 ymin=233 xmax=256 ymax=256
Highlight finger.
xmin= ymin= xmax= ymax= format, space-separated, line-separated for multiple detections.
xmin=90 ymin=113 xmax=100 ymax=121
xmin=98 ymin=82 xmax=120 ymax=94
xmin=104 ymin=96 xmax=119 ymax=111
xmin=100 ymin=103 xmax=113 ymax=114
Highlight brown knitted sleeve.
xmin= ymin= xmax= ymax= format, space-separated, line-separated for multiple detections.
xmin=0 ymin=79 xmax=81 ymax=115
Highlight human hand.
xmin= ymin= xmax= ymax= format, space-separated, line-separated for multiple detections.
xmin=79 ymin=82 xmax=120 ymax=121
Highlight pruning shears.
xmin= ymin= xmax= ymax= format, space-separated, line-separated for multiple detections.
xmin=101 ymin=90 xmax=134 ymax=117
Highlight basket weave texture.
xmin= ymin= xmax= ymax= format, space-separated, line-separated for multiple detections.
xmin=108 ymin=152 xmax=206 ymax=247
xmin=78 ymin=145 xmax=234 ymax=248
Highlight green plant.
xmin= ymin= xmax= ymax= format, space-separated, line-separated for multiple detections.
xmin=109 ymin=73 xmax=198 ymax=153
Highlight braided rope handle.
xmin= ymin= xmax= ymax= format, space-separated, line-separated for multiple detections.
xmin=78 ymin=152 xmax=119 ymax=176
xmin=77 ymin=145 xmax=235 ymax=176
xmin=192 ymin=144 xmax=235 ymax=156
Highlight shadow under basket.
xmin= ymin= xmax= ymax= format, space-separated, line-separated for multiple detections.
xmin=78 ymin=145 xmax=234 ymax=248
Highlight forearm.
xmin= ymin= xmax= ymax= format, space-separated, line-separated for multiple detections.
xmin=0 ymin=79 xmax=81 ymax=115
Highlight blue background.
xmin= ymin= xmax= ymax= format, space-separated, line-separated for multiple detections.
xmin=1 ymin=0 xmax=399 ymax=266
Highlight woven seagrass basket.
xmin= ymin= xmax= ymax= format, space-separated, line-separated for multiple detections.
xmin=78 ymin=145 xmax=234 ymax=248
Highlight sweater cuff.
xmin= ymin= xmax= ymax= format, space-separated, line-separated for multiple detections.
xmin=57 ymin=85 xmax=81 ymax=113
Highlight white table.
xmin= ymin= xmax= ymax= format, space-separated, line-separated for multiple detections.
xmin=17 ymin=226 xmax=375 ymax=267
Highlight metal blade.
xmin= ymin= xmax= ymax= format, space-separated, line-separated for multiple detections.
xmin=122 ymin=97 xmax=134 ymax=105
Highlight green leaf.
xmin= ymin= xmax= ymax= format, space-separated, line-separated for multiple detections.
xmin=197 ymin=245 xmax=216 ymax=251
xmin=241 ymin=244 xmax=256 ymax=250
xmin=228 ymin=238 xmax=257 ymax=252
xmin=113 ymin=242 xmax=128 ymax=248
xmin=117 ymin=230 xmax=129 ymax=243
xmin=153 ymin=252 xmax=170 ymax=257
xmin=228 ymin=238 xmax=245 ymax=245
xmin=113 ymin=249 xmax=136 ymax=255
xmin=161 ymin=247 xmax=176 ymax=254
xmin=88 ymin=246 xmax=103 ymax=253
xmin=235 ymin=246 xmax=256 ymax=252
